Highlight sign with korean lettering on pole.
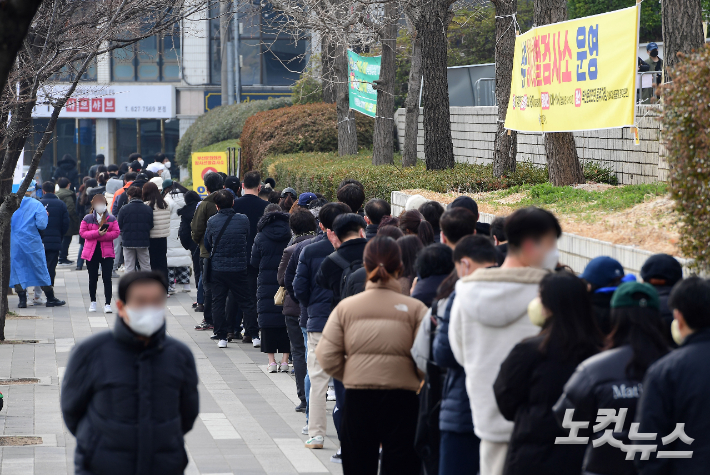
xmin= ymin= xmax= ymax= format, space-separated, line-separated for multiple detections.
xmin=347 ymin=50 xmax=380 ymax=117
xmin=192 ymin=152 xmax=229 ymax=198
xmin=504 ymin=6 xmax=639 ymax=132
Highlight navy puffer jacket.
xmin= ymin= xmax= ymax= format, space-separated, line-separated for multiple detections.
xmin=204 ymin=208 xmax=250 ymax=273
xmin=61 ymin=319 xmax=199 ymax=475
xmin=117 ymin=199 xmax=154 ymax=248
xmin=40 ymin=194 xmax=70 ymax=251
xmin=251 ymin=212 xmax=292 ymax=328
xmin=293 ymin=236 xmax=334 ymax=332
xmin=432 ymin=292 xmax=476 ymax=434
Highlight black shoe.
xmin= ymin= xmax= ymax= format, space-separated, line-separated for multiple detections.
xmin=227 ymin=332 xmax=234 ymax=342
xmin=18 ymin=297 xmax=27 ymax=309
xmin=194 ymin=304 xmax=204 ymax=312
xmin=75 ymin=265 xmax=83 ymax=271
xmin=242 ymin=335 xmax=252 ymax=344
xmin=194 ymin=322 xmax=213 ymax=331
xmin=192 ymin=302 xmax=198 ymax=308
xmin=46 ymin=298 xmax=66 ymax=307
xmin=295 ymin=401 xmax=307 ymax=413
xmin=58 ymin=259 xmax=74 ymax=266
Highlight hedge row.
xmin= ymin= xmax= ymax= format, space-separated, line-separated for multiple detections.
xmin=241 ymin=103 xmax=375 ymax=171
xmin=261 ymin=151 xmax=551 ymax=202
xmin=175 ymin=97 xmax=292 ymax=168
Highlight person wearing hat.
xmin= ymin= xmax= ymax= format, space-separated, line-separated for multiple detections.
xmin=644 ymin=42 xmax=663 ymax=85
xmin=279 ymin=187 xmax=297 ymax=212
xmin=580 ymin=256 xmax=629 ymax=335
xmin=298 ymin=192 xmax=317 ymax=210
xmin=553 ymin=281 xmax=669 ymax=475
xmin=641 ymin=253 xmax=682 ymax=345
xmin=635 ymin=277 xmax=710 ymax=475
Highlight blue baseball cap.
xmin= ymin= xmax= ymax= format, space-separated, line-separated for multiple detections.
xmin=298 ymin=192 xmax=317 ymax=206
xmin=580 ymin=256 xmax=625 ymax=287
xmin=647 ymin=42 xmax=658 ymax=52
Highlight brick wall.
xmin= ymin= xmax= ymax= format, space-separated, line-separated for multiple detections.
xmin=395 ymin=105 xmax=665 ymax=185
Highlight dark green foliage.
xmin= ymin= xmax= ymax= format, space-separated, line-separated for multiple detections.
xmin=567 ymin=0 xmax=662 ymax=43
xmin=175 ymin=97 xmax=292 ymax=167
xmin=292 ymin=75 xmax=323 ymax=104
xmin=582 ymin=162 xmax=619 ymax=185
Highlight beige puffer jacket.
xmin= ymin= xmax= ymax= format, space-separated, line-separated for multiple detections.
xmin=316 ymin=278 xmax=428 ymax=391
xmin=146 ymin=201 xmax=171 ymax=238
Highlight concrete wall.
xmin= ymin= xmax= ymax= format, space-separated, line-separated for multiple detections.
xmin=391 ymin=191 xmax=690 ymax=276
xmin=395 ymin=105 xmax=667 ymax=185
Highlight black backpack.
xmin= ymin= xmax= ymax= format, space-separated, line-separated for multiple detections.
xmin=328 ymin=251 xmax=364 ymax=302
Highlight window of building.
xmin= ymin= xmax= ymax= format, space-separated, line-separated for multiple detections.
xmin=111 ymin=27 xmax=181 ymax=82
xmin=51 ymin=59 xmax=98 ymax=82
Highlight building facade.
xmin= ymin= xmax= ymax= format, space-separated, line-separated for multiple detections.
xmin=28 ymin=2 xmax=308 ymax=181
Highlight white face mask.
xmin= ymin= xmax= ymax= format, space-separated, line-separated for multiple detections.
xmin=164 ymin=161 xmax=171 ymax=169
xmin=540 ymin=245 xmax=559 ymax=271
xmin=94 ymin=204 xmax=107 ymax=214
xmin=138 ymin=159 xmax=144 ymax=166
xmin=528 ymin=297 xmax=547 ymax=327
xmin=671 ymin=319 xmax=684 ymax=346
xmin=124 ymin=306 xmax=165 ymax=337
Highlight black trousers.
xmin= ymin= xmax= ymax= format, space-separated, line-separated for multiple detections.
xmin=60 ymin=235 xmax=72 ymax=261
xmin=226 ymin=291 xmax=240 ymax=334
xmin=45 ymin=250 xmax=60 ymax=286
xmin=201 ymin=257 xmax=213 ymax=325
xmin=243 ymin=267 xmax=260 ymax=338
xmin=341 ymin=389 xmax=420 ymax=475
xmin=211 ymin=270 xmax=252 ymax=340
xmin=87 ymin=245 xmax=114 ymax=304
xmin=149 ymin=237 xmax=168 ymax=285
xmin=285 ymin=314 xmax=307 ymax=404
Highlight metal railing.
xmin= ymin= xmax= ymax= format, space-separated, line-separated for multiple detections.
xmin=636 ymin=71 xmax=663 ymax=104
xmin=474 ymin=78 xmax=497 ymax=107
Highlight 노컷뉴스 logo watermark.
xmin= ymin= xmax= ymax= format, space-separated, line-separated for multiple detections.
xmin=556 ymin=409 xmax=694 ymax=460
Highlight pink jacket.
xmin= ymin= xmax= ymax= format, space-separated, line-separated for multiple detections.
xmin=79 ymin=212 xmax=120 ymax=260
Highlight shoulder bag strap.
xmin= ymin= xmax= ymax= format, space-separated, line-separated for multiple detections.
xmin=210 ymin=214 xmax=235 ymax=257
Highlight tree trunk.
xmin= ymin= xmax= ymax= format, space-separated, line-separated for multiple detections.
xmin=372 ymin=3 xmax=397 ymax=166
xmin=334 ymin=44 xmax=358 ymax=155
xmin=402 ymin=33 xmax=423 ymax=167
xmin=535 ymin=0 xmax=585 ymax=185
xmin=545 ymin=132 xmax=584 ymax=185
xmin=0 ymin=0 xmax=44 ymax=95
xmin=492 ymin=0 xmax=518 ymax=176
xmin=417 ymin=0 xmax=455 ymax=170
xmin=322 ymin=39 xmax=337 ymax=104
xmin=662 ymin=0 xmax=704 ymax=77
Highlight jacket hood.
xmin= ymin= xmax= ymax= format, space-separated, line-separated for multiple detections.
xmin=257 ymin=211 xmax=291 ymax=241
xmin=456 ymin=267 xmax=548 ymax=328
xmin=58 ymin=156 xmax=76 ymax=168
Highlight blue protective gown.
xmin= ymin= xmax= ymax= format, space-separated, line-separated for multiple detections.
xmin=10 ymin=197 xmax=51 ymax=289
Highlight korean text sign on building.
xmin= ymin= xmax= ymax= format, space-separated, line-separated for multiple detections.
xmin=504 ymin=6 xmax=639 ymax=132
xmin=192 ymin=152 xmax=228 ymax=198
xmin=347 ymin=50 xmax=381 ymax=118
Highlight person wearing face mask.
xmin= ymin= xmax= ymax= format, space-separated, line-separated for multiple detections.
xmin=494 ymin=272 xmax=601 ymax=475
xmin=61 ymin=271 xmax=199 ymax=475
xmin=448 ymin=206 xmax=561 ymax=475
xmin=80 ymin=195 xmax=121 ymax=313
xmin=553 ymin=282 xmax=668 ymax=475
xmin=644 ymin=42 xmax=663 ymax=85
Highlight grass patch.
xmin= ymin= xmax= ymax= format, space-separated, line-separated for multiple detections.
xmin=522 ymin=183 xmax=667 ymax=213
xmin=194 ymin=139 xmax=240 ymax=154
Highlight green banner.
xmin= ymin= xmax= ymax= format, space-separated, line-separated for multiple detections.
xmin=347 ymin=50 xmax=381 ymax=117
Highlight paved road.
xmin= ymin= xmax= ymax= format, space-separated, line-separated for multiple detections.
xmin=0 ymin=240 xmax=342 ymax=475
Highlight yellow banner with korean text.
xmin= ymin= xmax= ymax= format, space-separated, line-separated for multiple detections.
xmin=504 ymin=6 xmax=639 ymax=132
xmin=192 ymin=152 xmax=228 ymax=198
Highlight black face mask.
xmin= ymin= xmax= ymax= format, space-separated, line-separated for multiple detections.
xmin=650 ymin=49 xmax=658 ymax=58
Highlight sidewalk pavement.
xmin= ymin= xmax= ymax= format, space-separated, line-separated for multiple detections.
xmin=0 ymin=239 xmax=342 ymax=475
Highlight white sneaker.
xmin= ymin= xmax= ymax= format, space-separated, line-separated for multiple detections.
xmin=252 ymin=337 xmax=261 ymax=348
xmin=32 ymin=297 xmax=46 ymax=306
xmin=305 ymin=435 xmax=324 ymax=449
xmin=327 ymin=388 xmax=336 ymax=401
xmin=302 ymin=424 xmax=309 ymax=435
xmin=89 ymin=302 xmax=97 ymax=312
xmin=330 ymin=447 xmax=342 ymax=464
xmin=218 ymin=340 xmax=228 ymax=348
xmin=104 ymin=304 xmax=112 ymax=314
xmin=182 ymin=284 xmax=191 ymax=292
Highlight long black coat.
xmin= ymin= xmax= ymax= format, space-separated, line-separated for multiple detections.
xmin=278 ymin=234 xmax=314 ymax=318
xmin=178 ymin=200 xmax=199 ymax=252
xmin=251 ymin=212 xmax=291 ymax=328
xmin=40 ymin=194 xmax=70 ymax=251
xmin=118 ymin=199 xmax=154 ymax=248
xmin=494 ymin=334 xmax=590 ymax=475
xmin=61 ymin=319 xmax=199 ymax=475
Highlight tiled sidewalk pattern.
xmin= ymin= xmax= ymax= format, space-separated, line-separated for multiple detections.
xmin=0 ymin=240 xmax=342 ymax=475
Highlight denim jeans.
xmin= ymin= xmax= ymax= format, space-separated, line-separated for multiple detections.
xmin=302 ymin=326 xmax=310 ymax=421
xmin=197 ymin=274 xmax=204 ymax=304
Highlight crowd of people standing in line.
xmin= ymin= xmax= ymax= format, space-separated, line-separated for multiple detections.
xmin=18 ymin=151 xmax=709 ymax=475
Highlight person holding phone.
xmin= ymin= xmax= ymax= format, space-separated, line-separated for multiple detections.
xmin=80 ymin=194 xmax=120 ymax=313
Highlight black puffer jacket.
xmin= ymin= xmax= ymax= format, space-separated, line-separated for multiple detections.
xmin=278 ymin=234 xmax=315 ymax=318
xmin=204 ymin=208 xmax=250 ymax=273
xmin=53 ymin=155 xmax=79 ymax=189
xmin=118 ymin=199 xmax=154 ymax=248
xmin=494 ymin=335 xmax=590 ymax=475
xmin=61 ymin=319 xmax=199 ymax=475
xmin=655 ymin=285 xmax=675 ymax=346
xmin=284 ymin=235 xmax=319 ymax=328
xmin=40 ymin=194 xmax=70 ymax=251
xmin=178 ymin=200 xmax=199 ymax=252
xmin=553 ymin=345 xmax=648 ymax=475
xmin=251 ymin=212 xmax=292 ymax=328
xmin=635 ymin=329 xmax=710 ymax=475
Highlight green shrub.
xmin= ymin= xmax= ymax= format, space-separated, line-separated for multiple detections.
xmin=663 ymin=46 xmax=710 ymax=271
xmin=242 ymin=103 xmax=375 ymax=171
xmin=292 ymin=76 xmax=323 ymax=104
xmin=262 ymin=151 xmax=549 ymax=202
xmin=175 ymin=97 xmax=292 ymax=168
xmin=581 ymin=162 xmax=619 ymax=185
